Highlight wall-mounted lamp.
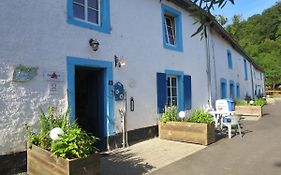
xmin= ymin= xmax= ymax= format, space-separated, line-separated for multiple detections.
xmin=89 ymin=38 xmax=99 ymax=51
xmin=114 ymin=55 xmax=126 ymax=68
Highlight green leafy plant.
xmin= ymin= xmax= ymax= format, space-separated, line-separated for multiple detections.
xmin=253 ymin=98 xmax=267 ymax=107
xmin=50 ymin=123 xmax=98 ymax=159
xmin=160 ymin=106 xmax=178 ymax=122
xmin=25 ymin=107 xmax=69 ymax=150
xmin=187 ymin=109 xmax=213 ymax=124
xmin=235 ymin=99 xmax=248 ymax=106
xmin=25 ymin=106 xmax=98 ymax=159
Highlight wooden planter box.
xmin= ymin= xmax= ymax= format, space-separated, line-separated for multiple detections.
xmin=235 ymin=105 xmax=263 ymax=117
xmin=27 ymin=145 xmax=100 ymax=175
xmin=159 ymin=122 xmax=215 ymax=146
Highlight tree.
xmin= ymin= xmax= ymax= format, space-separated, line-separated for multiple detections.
xmin=216 ymin=14 xmax=228 ymax=26
xmin=190 ymin=0 xmax=235 ymax=38
xmin=225 ymin=2 xmax=281 ymax=87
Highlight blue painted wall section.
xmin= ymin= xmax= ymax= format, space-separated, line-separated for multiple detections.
xmin=157 ymin=73 xmax=167 ymax=113
xmin=66 ymin=56 xmax=114 ymax=136
xmin=161 ymin=4 xmax=183 ymax=52
xmin=229 ymin=80 xmax=235 ymax=99
xmin=220 ymin=78 xmax=227 ymax=99
xmin=67 ymin=0 xmax=111 ymax=33
xmin=236 ymin=83 xmax=240 ymax=98
xmin=244 ymin=59 xmax=248 ymax=80
xmin=227 ymin=49 xmax=233 ymax=69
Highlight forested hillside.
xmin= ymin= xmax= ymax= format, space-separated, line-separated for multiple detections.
xmin=225 ymin=1 xmax=281 ymax=88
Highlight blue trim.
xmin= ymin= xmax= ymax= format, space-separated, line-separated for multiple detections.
xmin=165 ymin=70 xmax=184 ymax=111
xmin=66 ymin=56 xmax=114 ymax=136
xmin=229 ymin=80 xmax=235 ymax=99
xmin=244 ymin=59 xmax=248 ymax=80
xmin=161 ymin=4 xmax=183 ymax=52
xmin=67 ymin=0 xmax=111 ymax=34
xmin=227 ymin=50 xmax=233 ymax=70
xmin=220 ymin=78 xmax=227 ymax=99
xmin=236 ymin=83 xmax=240 ymax=98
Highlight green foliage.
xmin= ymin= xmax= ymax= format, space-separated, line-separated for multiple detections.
xmin=189 ymin=0 xmax=235 ymax=38
xmin=25 ymin=107 xmax=98 ymax=159
xmin=226 ymin=2 xmax=281 ymax=88
xmin=235 ymin=100 xmax=248 ymax=106
xmin=25 ymin=107 xmax=69 ymax=150
xmin=187 ymin=109 xmax=213 ymax=124
xmin=160 ymin=106 xmax=178 ymax=122
xmin=50 ymin=124 xmax=98 ymax=159
xmin=253 ymin=98 xmax=267 ymax=107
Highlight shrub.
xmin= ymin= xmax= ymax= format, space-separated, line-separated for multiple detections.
xmin=160 ymin=106 xmax=178 ymax=122
xmin=186 ymin=109 xmax=213 ymax=124
xmin=50 ymin=123 xmax=98 ymax=159
xmin=235 ymin=99 xmax=248 ymax=106
xmin=253 ymin=98 xmax=267 ymax=107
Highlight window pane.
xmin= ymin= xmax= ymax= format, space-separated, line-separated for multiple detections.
xmin=169 ymin=36 xmax=175 ymax=45
xmin=88 ymin=8 xmax=99 ymax=24
xmin=167 ymin=78 xmax=170 ymax=86
xmin=172 ymin=97 xmax=177 ymax=106
xmin=88 ymin=0 xmax=99 ymax=9
xmin=171 ymin=78 xmax=177 ymax=86
xmin=172 ymin=88 xmax=177 ymax=96
xmin=74 ymin=0 xmax=84 ymax=4
xmin=168 ymin=87 xmax=171 ymax=96
xmin=168 ymin=98 xmax=171 ymax=107
xmin=73 ymin=4 xmax=85 ymax=20
xmin=165 ymin=17 xmax=171 ymax=27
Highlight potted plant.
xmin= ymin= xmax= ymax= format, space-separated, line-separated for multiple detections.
xmin=235 ymin=98 xmax=266 ymax=117
xmin=159 ymin=106 xmax=215 ymax=146
xmin=25 ymin=107 xmax=100 ymax=175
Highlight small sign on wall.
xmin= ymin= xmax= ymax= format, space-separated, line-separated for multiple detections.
xmin=48 ymin=82 xmax=59 ymax=95
xmin=43 ymin=71 xmax=64 ymax=82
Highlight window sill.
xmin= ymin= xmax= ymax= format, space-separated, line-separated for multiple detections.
xmin=67 ymin=17 xmax=110 ymax=34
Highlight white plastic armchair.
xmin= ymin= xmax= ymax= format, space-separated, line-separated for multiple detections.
xmin=222 ymin=115 xmax=242 ymax=139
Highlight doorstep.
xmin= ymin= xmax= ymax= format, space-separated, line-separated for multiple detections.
xmin=100 ymin=138 xmax=206 ymax=175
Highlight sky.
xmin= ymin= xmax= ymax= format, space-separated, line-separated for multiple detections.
xmin=212 ymin=0 xmax=280 ymax=23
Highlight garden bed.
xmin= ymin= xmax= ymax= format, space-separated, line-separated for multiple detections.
xmin=27 ymin=144 xmax=100 ymax=175
xmin=159 ymin=121 xmax=215 ymax=146
xmin=235 ymin=105 xmax=263 ymax=117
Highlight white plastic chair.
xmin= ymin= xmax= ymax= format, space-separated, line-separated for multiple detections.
xmin=222 ymin=115 xmax=242 ymax=139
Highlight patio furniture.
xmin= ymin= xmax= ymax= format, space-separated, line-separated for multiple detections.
xmin=222 ymin=115 xmax=242 ymax=139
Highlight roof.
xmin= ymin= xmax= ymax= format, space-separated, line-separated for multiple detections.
xmin=168 ymin=0 xmax=264 ymax=72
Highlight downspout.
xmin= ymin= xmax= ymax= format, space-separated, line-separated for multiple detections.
xmin=205 ymin=26 xmax=212 ymax=108
xmin=250 ymin=64 xmax=255 ymax=99
xmin=210 ymin=28 xmax=218 ymax=104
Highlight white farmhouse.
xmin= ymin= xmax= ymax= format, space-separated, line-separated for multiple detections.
xmin=0 ymin=0 xmax=264 ymax=155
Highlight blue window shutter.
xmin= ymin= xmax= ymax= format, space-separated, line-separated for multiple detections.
xmin=184 ymin=75 xmax=192 ymax=110
xmin=157 ymin=73 xmax=167 ymax=113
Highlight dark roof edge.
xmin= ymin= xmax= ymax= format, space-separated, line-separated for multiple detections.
xmin=168 ymin=0 xmax=264 ymax=72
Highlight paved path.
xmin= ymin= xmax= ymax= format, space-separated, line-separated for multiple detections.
xmin=151 ymin=99 xmax=281 ymax=175
xmin=101 ymin=138 xmax=206 ymax=175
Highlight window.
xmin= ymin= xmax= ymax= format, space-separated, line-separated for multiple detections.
xmin=229 ymin=80 xmax=235 ymax=99
xmin=73 ymin=0 xmax=100 ymax=24
xmin=244 ymin=59 xmax=248 ymax=80
xmin=227 ymin=50 xmax=233 ymax=69
xmin=167 ymin=76 xmax=178 ymax=106
xmin=161 ymin=4 xmax=183 ymax=52
xmin=67 ymin=0 xmax=110 ymax=33
xmin=164 ymin=15 xmax=176 ymax=45
xmin=220 ymin=78 xmax=227 ymax=99
xmin=156 ymin=71 xmax=191 ymax=113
